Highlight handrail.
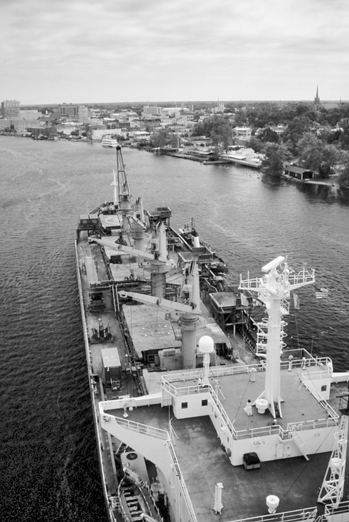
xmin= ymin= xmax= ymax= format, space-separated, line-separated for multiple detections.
xmin=324 ymin=499 xmax=349 ymax=515
xmin=166 ymin=440 xmax=198 ymax=522
xmin=161 ymin=357 xmax=333 ymax=386
xmin=301 ymin=374 xmax=339 ymax=421
xmin=210 ymin=387 xmax=236 ymax=439
xmin=103 ymin=413 xmax=169 ymax=440
xmin=231 ymin=506 xmax=318 ymax=522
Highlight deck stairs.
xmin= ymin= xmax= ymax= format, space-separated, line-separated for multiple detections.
xmin=291 ymin=430 xmax=309 ymax=461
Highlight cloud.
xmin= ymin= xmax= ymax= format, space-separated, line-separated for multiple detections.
xmin=1 ymin=0 xmax=348 ymax=103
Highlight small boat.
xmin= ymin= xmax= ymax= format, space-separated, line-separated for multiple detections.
xmin=102 ymin=136 xmax=119 ymax=148
xmin=118 ymin=467 xmax=162 ymax=522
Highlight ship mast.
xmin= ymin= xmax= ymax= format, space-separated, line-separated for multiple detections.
xmin=239 ymin=256 xmax=315 ymax=418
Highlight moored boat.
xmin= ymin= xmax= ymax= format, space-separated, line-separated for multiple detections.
xmin=102 ymin=136 xmax=119 ymax=148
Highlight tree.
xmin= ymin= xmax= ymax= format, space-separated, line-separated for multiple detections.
xmin=249 ymin=136 xmax=264 ymax=153
xmin=319 ymin=144 xmax=339 ymax=178
xmin=151 ymin=128 xmax=177 ymax=148
xmin=259 ymin=127 xmax=279 ymax=143
xmin=338 ymin=119 xmax=349 ymax=150
xmin=261 ymin=143 xmax=291 ymax=178
xmin=338 ymin=162 xmax=349 ymax=188
xmin=281 ymin=116 xmax=312 ymax=154
xmin=297 ymin=132 xmax=323 ymax=171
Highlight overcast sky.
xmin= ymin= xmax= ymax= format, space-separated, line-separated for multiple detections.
xmin=2 ymin=0 xmax=348 ymax=105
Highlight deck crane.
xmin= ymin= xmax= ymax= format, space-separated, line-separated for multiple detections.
xmin=115 ymin=146 xmax=133 ymax=234
xmin=119 ymin=260 xmax=202 ymax=369
xmin=89 ymin=221 xmax=170 ymax=298
xmin=239 ymin=256 xmax=315 ymax=418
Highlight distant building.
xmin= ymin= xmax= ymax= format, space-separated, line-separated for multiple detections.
xmin=0 ymin=117 xmax=45 ymax=134
xmin=284 ymin=163 xmax=314 ymax=181
xmin=212 ymin=102 xmax=225 ymax=114
xmin=78 ymin=106 xmax=89 ymax=123
xmin=234 ymin=126 xmax=252 ymax=145
xmin=270 ymin=124 xmax=287 ymax=135
xmin=314 ymin=86 xmax=321 ymax=110
xmin=1 ymin=100 xmax=20 ymax=118
xmin=142 ymin=106 xmax=162 ymax=118
xmin=19 ymin=110 xmax=41 ymax=121
xmin=60 ymin=104 xmax=79 ymax=119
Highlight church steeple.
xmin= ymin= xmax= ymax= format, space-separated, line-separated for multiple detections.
xmin=314 ymin=86 xmax=320 ymax=108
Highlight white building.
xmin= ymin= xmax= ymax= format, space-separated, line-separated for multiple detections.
xmin=19 ymin=110 xmax=41 ymax=120
xmin=234 ymin=126 xmax=252 ymax=143
xmin=142 ymin=106 xmax=162 ymax=118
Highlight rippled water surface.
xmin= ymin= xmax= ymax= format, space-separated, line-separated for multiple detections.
xmin=1 ymin=136 xmax=348 ymax=520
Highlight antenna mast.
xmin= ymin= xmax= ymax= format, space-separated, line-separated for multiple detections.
xmin=239 ymin=256 xmax=315 ymax=418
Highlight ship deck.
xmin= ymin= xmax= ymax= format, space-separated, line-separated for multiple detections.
xmin=77 ymin=231 xmax=349 ymax=521
xmin=107 ymin=374 xmax=349 ymax=521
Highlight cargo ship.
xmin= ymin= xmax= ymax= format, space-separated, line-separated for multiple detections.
xmin=75 ymin=146 xmax=349 ymax=522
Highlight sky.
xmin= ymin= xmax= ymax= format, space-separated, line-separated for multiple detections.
xmin=1 ymin=0 xmax=349 ymax=105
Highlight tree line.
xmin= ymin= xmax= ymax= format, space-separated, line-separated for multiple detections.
xmin=151 ymin=103 xmax=349 ymax=188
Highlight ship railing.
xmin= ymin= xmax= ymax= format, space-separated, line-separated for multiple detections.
xmin=234 ymin=424 xmax=283 ymax=441
xmin=209 ymin=387 xmax=236 ymax=439
xmin=239 ymin=269 xmax=315 ymax=292
xmin=161 ymin=378 xmax=209 ymax=398
xmin=234 ymin=414 xmax=337 ymax=442
xmin=286 ymin=417 xmax=337 ymax=433
xmin=102 ymin=394 xmax=162 ymax=411
xmin=104 ymin=413 xmax=169 ymax=441
xmin=166 ymin=439 xmax=198 ymax=522
xmin=162 ymin=357 xmax=332 ymax=390
xmin=230 ymin=506 xmax=318 ymax=522
xmin=324 ymin=500 xmax=349 ymax=518
xmin=279 ymin=357 xmax=332 ymax=371
xmin=287 ymin=268 xmax=315 ymax=288
xmin=162 ymin=365 xmax=255 ymax=386
xmin=239 ymin=276 xmax=263 ymax=291
xmin=301 ymin=374 xmax=339 ymax=422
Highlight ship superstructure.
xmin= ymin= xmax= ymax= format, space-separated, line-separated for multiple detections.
xmin=76 ymin=146 xmax=349 ymax=522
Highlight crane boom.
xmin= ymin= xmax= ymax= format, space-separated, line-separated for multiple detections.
xmin=118 ymin=291 xmax=202 ymax=315
xmin=90 ymin=237 xmax=156 ymax=260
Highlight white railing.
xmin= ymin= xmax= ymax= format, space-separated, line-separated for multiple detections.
xmin=101 ymin=394 xmax=162 ymax=411
xmin=286 ymin=417 xmax=337 ymax=433
xmin=210 ymin=387 xmax=236 ymax=438
xmin=301 ymin=374 xmax=339 ymax=422
xmin=103 ymin=413 xmax=169 ymax=440
xmin=231 ymin=506 xmax=317 ymax=522
xmin=166 ymin=440 xmax=198 ymax=522
xmin=325 ymin=500 xmax=349 ymax=517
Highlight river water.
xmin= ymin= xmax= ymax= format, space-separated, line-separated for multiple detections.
xmin=1 ymin=136 xmax=348 ymax=520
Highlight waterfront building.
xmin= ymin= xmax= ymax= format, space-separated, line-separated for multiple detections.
xmin=1 ymin=100 xmax=20 ymax=118
xmin=19 ymin=110 xmax=41 ymax=121
xmin=0 ymin=118 xmax=45 ymax=134
xmin=283 ymin=163 xmax=314 ymax=181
